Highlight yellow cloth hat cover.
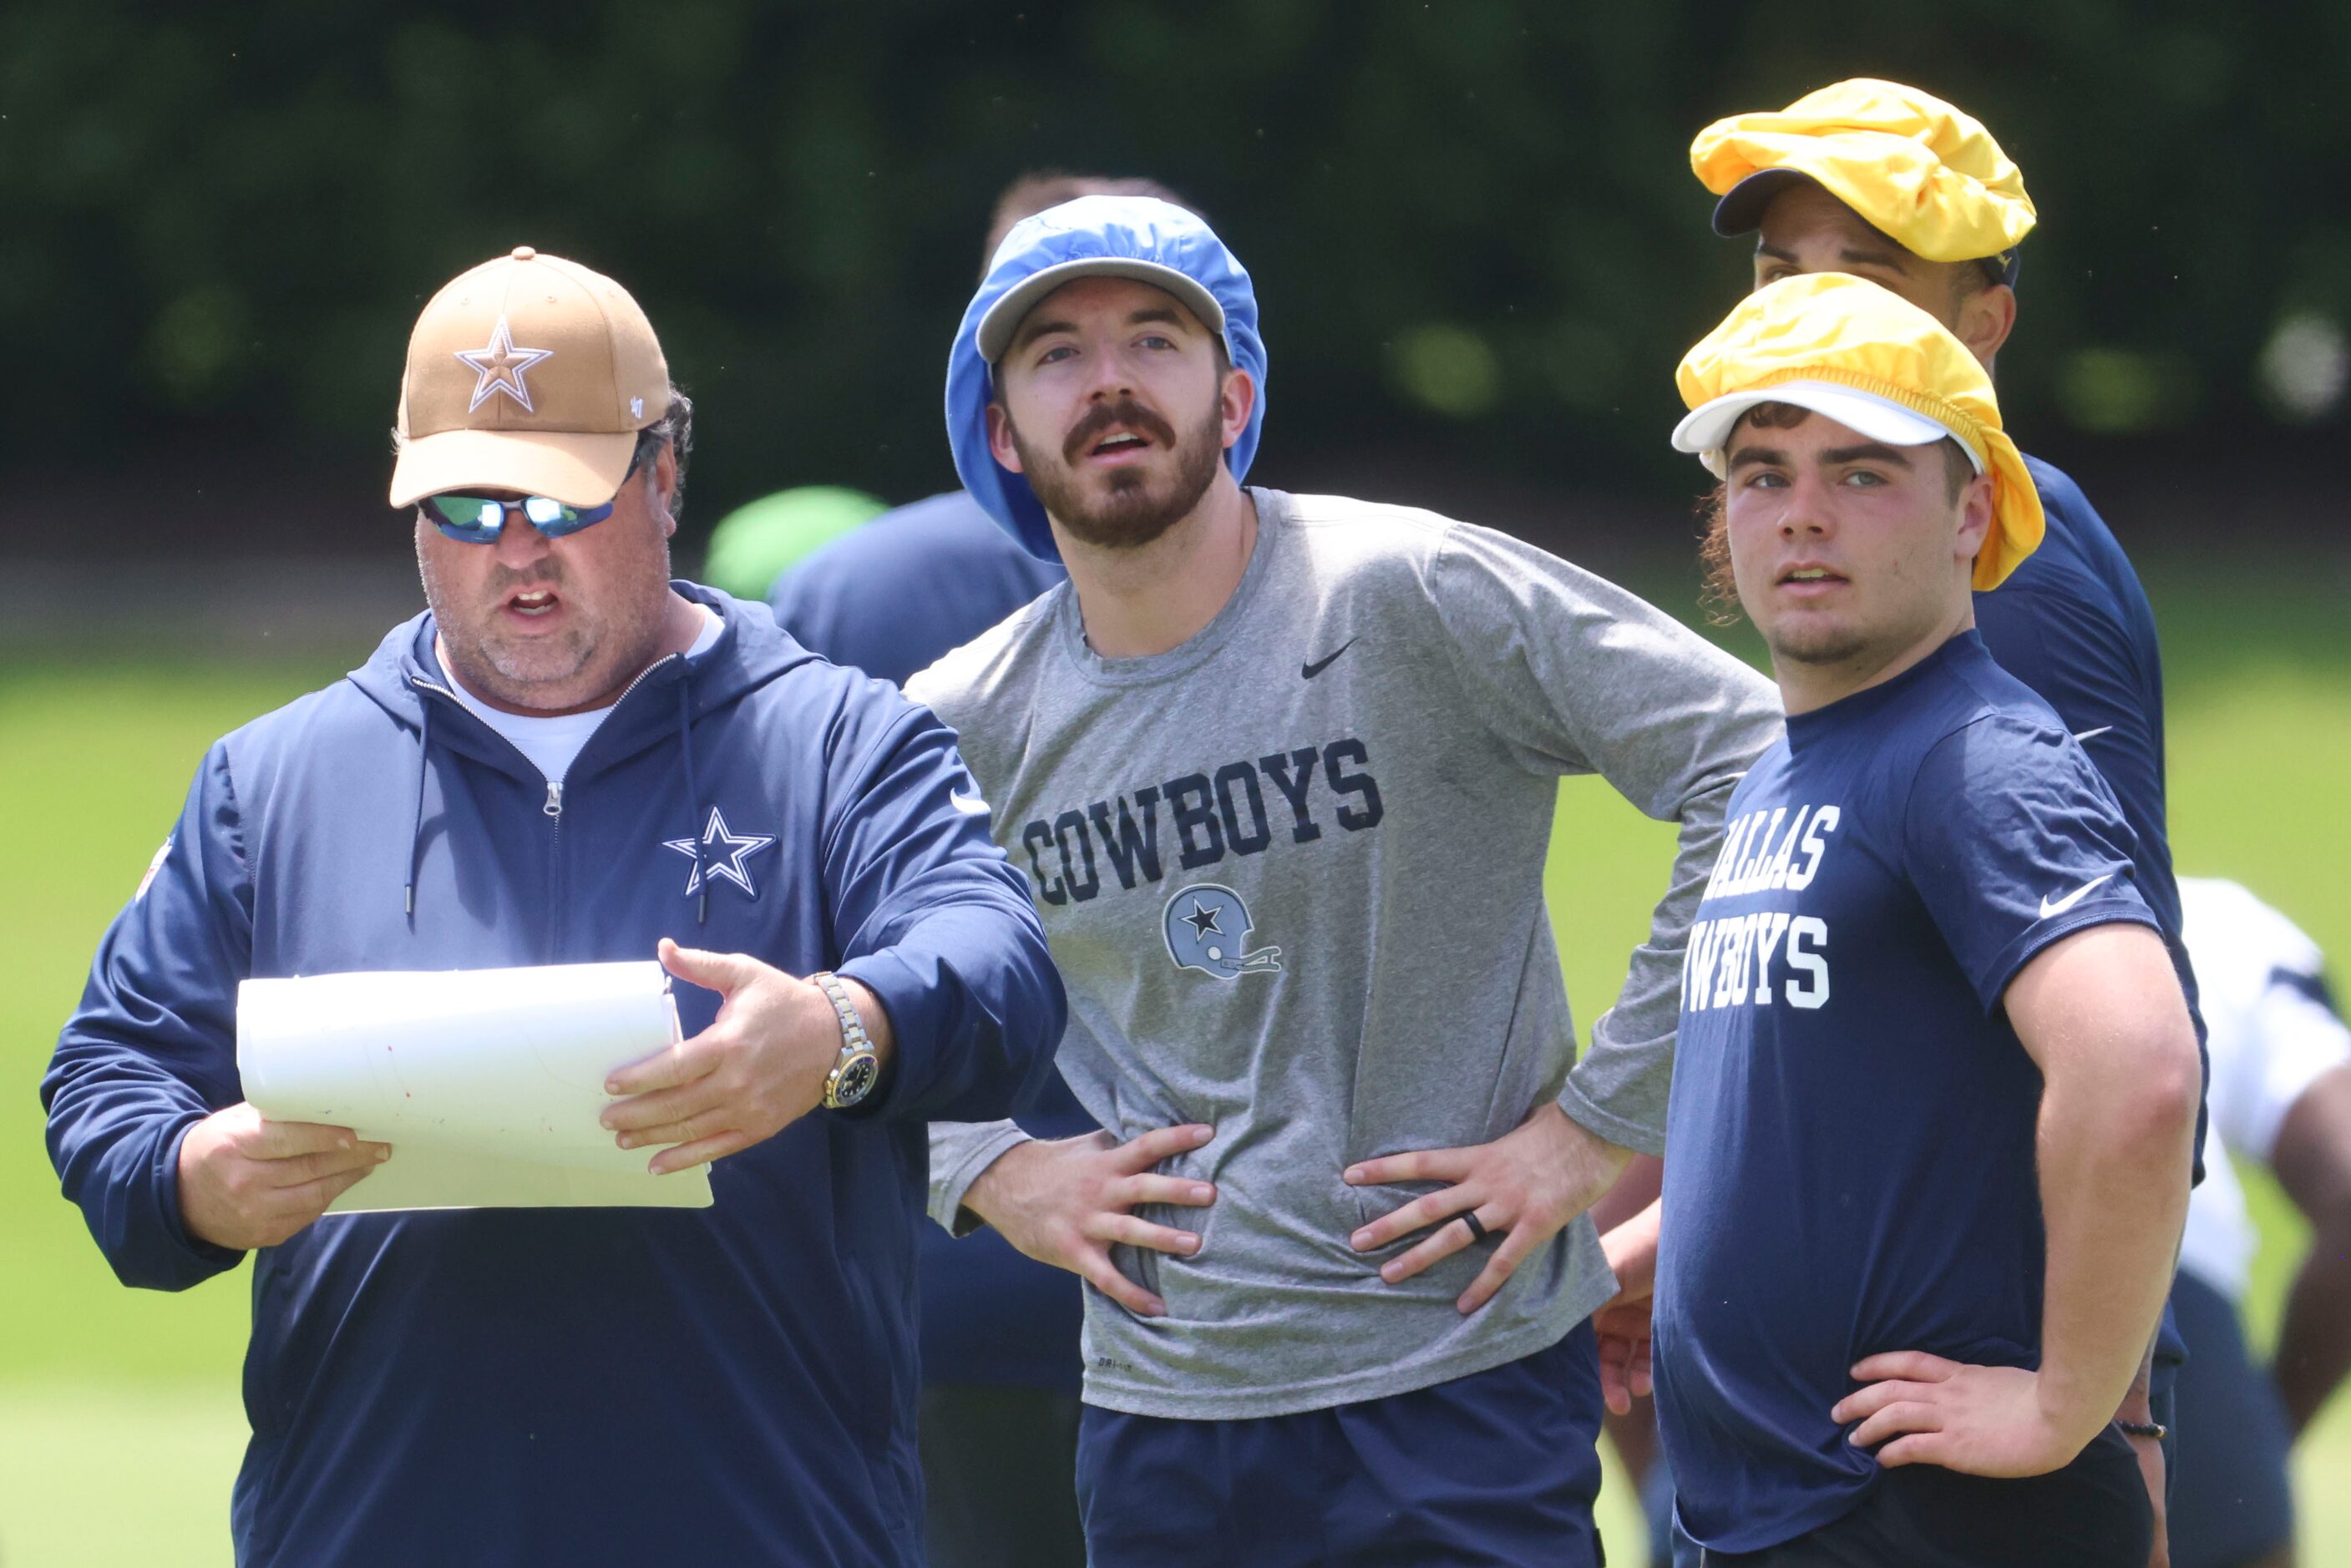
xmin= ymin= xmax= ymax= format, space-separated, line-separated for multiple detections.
xmin=1690 ymin=78 xmax=2036 ymax=265
xmin=1675 ymin=272 xmax=2045 ymax=589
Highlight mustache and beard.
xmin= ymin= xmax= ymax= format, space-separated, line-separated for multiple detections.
xmin=1006 ymin=390 xmax=1226 ymax=552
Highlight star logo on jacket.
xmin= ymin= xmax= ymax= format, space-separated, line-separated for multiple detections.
xmin=661 ymin=807 xmax=778 ymax=899
xmin=453 ymin=314 xmax=554 ymax=412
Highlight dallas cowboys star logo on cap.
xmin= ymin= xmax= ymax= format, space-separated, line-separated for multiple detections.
xmin=1180 ymin=898 xmax=1223 ymax=940
xmin=661 ymin=807 xmax=778 ymax=899
xmin=453 ymin=314 xmax=554 ymax=412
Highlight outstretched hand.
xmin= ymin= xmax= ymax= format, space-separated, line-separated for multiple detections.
xmin=1344 ymin=1102 xmax=1631 ymax=1315
xmin=963 ymin=1123 xmax=1217 ymax=1318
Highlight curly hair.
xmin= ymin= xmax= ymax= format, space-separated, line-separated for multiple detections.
xmin=1697 ymin=483 xmax=1740 ymax=626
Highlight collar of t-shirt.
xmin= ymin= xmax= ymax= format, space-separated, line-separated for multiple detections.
xmin=1783 ymin=630 xmax=1981 ymax=748
xmin=443 ymin=604 xmax=723 ymax=783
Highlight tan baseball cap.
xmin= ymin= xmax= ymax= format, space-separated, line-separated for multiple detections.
xmin=388 ymin=246 xmax=669 ymax=508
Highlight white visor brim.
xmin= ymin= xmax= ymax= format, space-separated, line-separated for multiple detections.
xmin=1671 ymin=381 xmax=1979 ymax=480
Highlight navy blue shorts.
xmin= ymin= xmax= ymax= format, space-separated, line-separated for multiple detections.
xmin=1683 ymin=1425 xmax=2151 ymax=1567
xmin=1075 ymin=1323 xmax=1606 ymax=1567
xmin=2166 ymin=1271 xmax=2295 ymax=1568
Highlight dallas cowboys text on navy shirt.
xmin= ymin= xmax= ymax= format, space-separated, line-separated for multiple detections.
xmin=1653 ymin=632 xmax=2162 ymax=1554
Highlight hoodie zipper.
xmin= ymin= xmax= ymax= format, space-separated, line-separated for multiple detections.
xmin=543 ymin=780 xmax=566 ymax=961
xmin=408 ymin=651 xmax=686 ymax=960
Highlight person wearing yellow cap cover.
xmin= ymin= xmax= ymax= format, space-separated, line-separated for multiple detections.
xmin=1587 ymin=79 xmax=2209 ymax=1568
xmin=1685 ymin=72 xmax=2215 ymax=1560
xmin=1630 ymin=273 xmax=2201 ymax=1566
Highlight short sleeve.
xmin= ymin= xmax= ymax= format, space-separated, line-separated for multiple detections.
xmin=1903 ymin=714 xmax=2161 ymax=1013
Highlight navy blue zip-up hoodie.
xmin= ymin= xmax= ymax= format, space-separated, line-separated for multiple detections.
xmin=42 ymin=584 xmax=1065 ymax=1566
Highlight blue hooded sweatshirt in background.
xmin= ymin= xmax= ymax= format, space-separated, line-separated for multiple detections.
xmin=42 ymin=584 xmax=1065 ymax=1567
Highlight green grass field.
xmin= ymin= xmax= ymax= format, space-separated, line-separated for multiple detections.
xmin=3 ymin=566 xmax=2346 ymax=1563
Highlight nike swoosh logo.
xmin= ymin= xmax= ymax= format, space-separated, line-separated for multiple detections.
xmin=2039 ymin=873 xmax=2112 ymax=919
xmin=2072 ymin=726 xmax=2113 ymax=743
xmin=1302 ymin=637 xmax=1358 ymax=680
xmin=950 ymin=792 xmax=991 ymax=817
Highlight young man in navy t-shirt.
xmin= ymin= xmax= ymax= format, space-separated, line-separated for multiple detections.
xmin=1653 ymin=273 xmax=2200 ymax=1565
xmin=1594 ymin=85 xmax=2206 ymax=1566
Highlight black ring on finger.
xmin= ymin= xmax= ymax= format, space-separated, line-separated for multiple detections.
xmin=1459 ymin=1211 xmax=1491 ymax=1245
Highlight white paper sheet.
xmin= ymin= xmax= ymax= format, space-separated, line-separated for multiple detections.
xmin=237 ymin=961 xmax=712 ymax=1211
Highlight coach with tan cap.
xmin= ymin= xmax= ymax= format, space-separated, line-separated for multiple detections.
xmin=44 ymin=246 xmax=1064 ymax=1565
xmin=1648 ymin=271 xmax=2199 ymax=1565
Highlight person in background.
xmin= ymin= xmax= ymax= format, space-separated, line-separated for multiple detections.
xmin=768 ymin=484 xmax=1063 ymax=690
xmin=700 ymin=483 xmax=886 ymax=601
xmin=767 ymin=172 xmax=1177 ymax=1568
xmin=2167 ymin=878 xmax=2351 ymax=1568
xmin=1696 ymin=83 xmax=2212 ymax=1461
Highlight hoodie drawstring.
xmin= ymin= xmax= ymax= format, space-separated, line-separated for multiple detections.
xmin=404 ymin=696 xmax=433 ymax=918
xmin=676 ymin=679 xmax=709 ymax=927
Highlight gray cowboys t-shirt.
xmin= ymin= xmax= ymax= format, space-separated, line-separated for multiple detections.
xmin=910 ymin=489 xmax=1781 ymax=1419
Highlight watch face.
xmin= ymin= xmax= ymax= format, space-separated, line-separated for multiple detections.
xmin=831 ymin=1051 xmax=880 ymax=1108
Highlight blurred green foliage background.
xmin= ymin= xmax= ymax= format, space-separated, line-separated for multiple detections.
xmin=3 ymin=0 xmax=2346 ymax=540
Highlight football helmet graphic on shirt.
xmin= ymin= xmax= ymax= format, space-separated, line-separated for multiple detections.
xmin=1162 ymin=883 xmax=1282 ymax=979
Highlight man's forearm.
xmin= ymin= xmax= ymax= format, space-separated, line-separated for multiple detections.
xmin=2275 ymin=1223 xmax=2351 ymax=1434
xmin=2115 ymin=1336 xmax=2156 ymax=1424
xmin=2269 ymin=1067 xmax=2351 ymax=1434
xmin=926 ymin=1119 xmax=1032 ymax=1233
xmin=2034 ymin=1070 xmax=2195 ymax=1437
xmin=1590 ymin=1153 xmax=1664 ymax=1236
xmin=1563 ymin=773 xmax=1751 ymax=1156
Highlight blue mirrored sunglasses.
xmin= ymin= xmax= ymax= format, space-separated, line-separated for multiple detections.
xmin=423 ymin=492 xmax=617 ymax=544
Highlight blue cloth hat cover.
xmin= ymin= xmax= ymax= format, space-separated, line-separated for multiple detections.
xmin=945 ymin=195 xmax=1268 ymax=560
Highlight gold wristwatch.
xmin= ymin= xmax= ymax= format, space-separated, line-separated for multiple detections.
xmin=811 ymin=971 xmax=882 ymax=1110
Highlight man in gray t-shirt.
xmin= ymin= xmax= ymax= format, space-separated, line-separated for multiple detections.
xmin=915 ymin=195 xmax=1782 ymax=1566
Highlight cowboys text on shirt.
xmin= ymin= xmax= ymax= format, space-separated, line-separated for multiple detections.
xmin=1683 ymin=802 xmax=1841 ymax=1013
xmin=1016 ymin=735 xmax=1384 ymax=907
